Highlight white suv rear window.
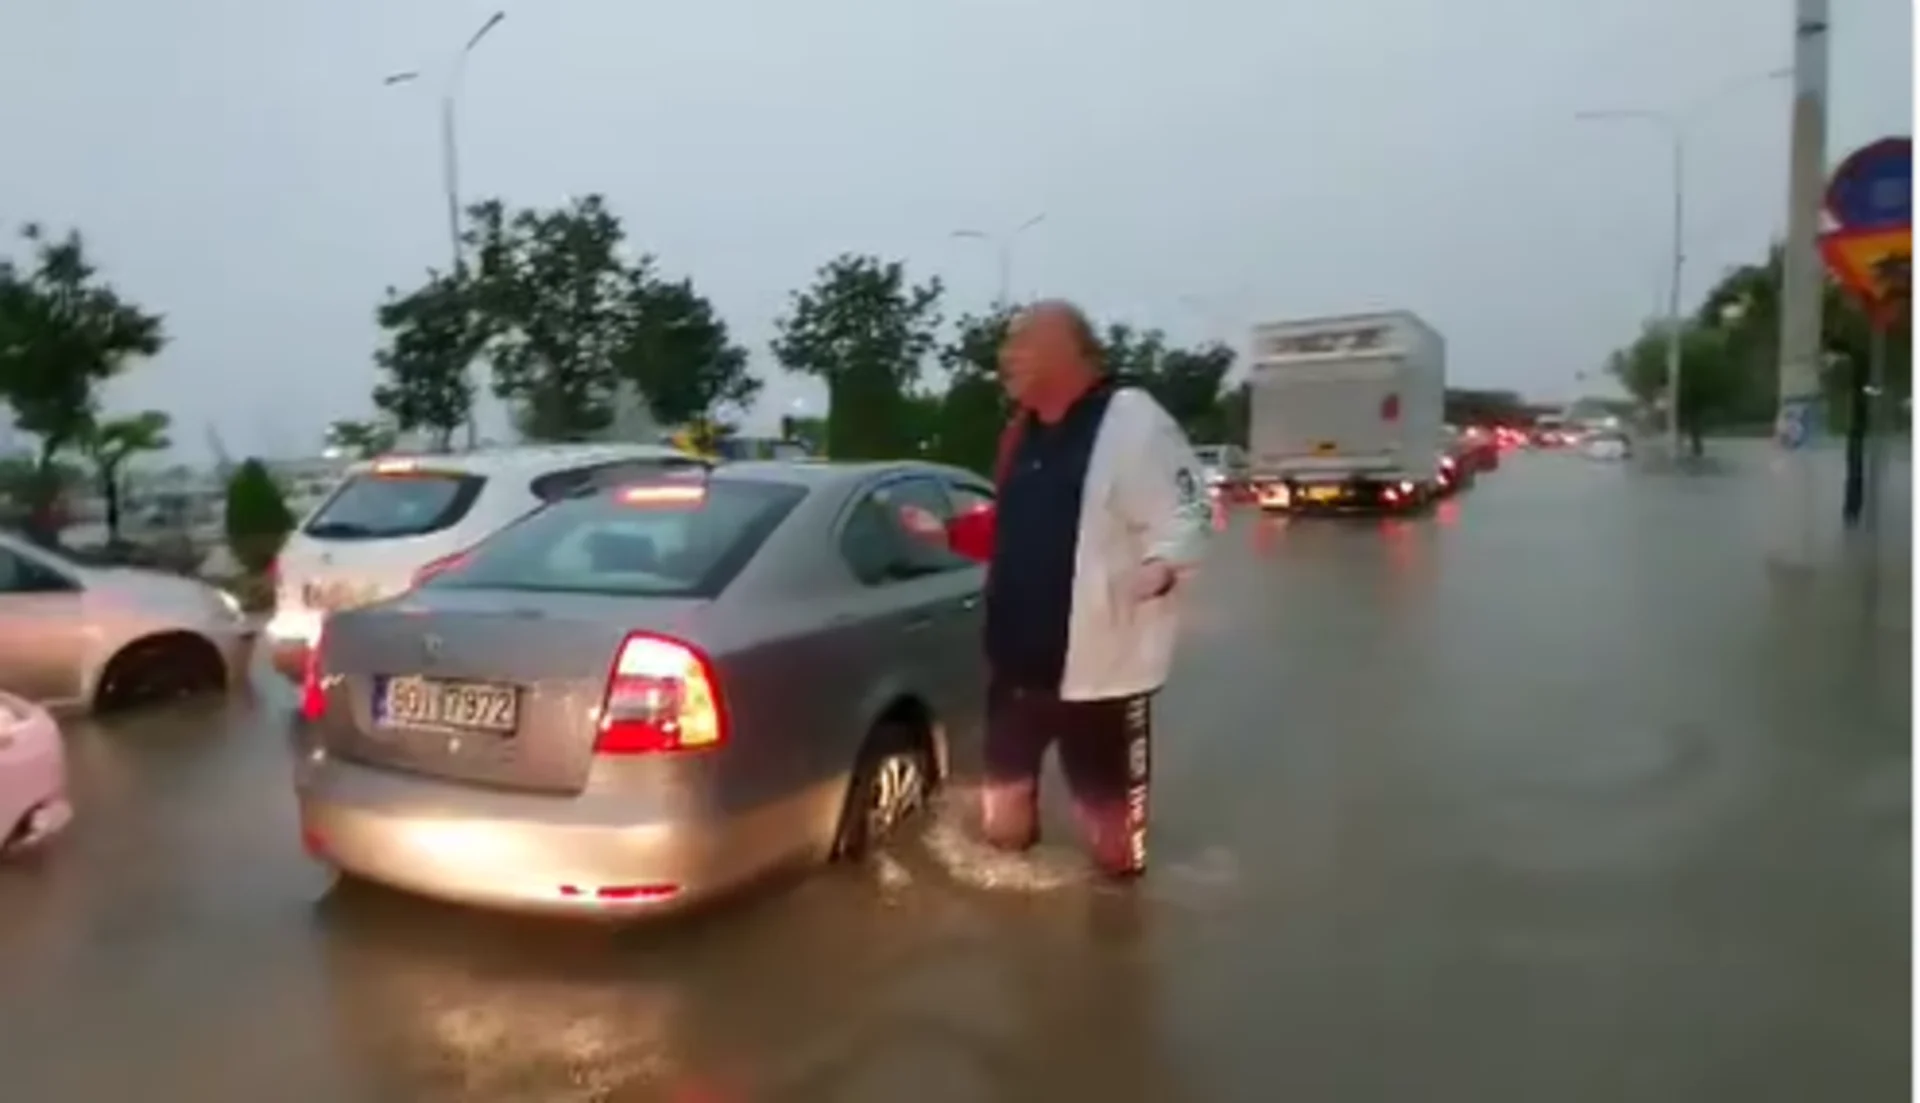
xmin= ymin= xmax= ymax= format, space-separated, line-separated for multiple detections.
xmin=303 ymin=472 xmax=486 ymax=541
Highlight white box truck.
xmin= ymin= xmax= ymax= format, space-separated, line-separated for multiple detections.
xmin=1246 ymin=310 xmax=1446 ymax=513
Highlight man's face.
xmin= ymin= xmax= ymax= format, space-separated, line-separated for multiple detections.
xmin=998 ymin=311 xmax=1072 ymax=406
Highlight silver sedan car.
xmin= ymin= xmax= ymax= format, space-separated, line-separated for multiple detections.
xmin=296 ymin=461 xmax=991 ymax=917
xmin=0 ymin=531 xmax=258 ymax=713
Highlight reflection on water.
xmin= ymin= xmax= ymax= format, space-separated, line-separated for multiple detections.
xmin=300 ymin=783 xmax=1222 ymax=1102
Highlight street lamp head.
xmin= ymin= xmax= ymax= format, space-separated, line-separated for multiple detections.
xmin=467 ymin=11 xmax=506 ymax=52
xmin=383 ymin=71 xmax=421 ymax=86
xmin=950 ymin=229 xmax=989 ymax=242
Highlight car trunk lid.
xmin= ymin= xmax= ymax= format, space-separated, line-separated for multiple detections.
xmin=319 ymin=588 xmax=708 ymax=794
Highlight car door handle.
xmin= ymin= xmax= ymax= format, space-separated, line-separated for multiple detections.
xmin=902 ymin=614 xmax=936 ymax=633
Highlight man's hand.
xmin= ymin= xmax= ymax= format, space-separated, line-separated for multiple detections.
xmin=1128 ymin=559 xmax=1177 ymax=602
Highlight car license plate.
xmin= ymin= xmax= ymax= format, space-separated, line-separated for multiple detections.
xmin=378 ymin=676 xmax=519 ymax=734
xmin=1303 ymin=485 xmax=1343 ymax=503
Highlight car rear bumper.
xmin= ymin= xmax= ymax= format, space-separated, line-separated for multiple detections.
xmin=294 ymin=751 xmax=844 ymax=918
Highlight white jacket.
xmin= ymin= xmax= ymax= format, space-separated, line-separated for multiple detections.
xmin=1058 ymin=387 xmax=1212 ymax=701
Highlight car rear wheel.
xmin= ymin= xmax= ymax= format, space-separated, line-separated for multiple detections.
xmin=832 ymin=722 xmax=934 ymax=860
xmin=94 ymin=632 xmax=226 ymax=714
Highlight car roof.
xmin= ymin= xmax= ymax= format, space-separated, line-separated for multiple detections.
xmin=700 ymin=458 xmax=989 ymax=491
xmin=345 ymin=442 xmax=701 ymax=479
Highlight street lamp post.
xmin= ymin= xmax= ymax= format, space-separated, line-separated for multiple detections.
xmin=384 ymin=10 xmax=506 ymax=450
xmin=1575 ymin=110 xmax=1688 ymax=461
xmin=1576 ymin=68 xmax=1790 ymax=463
xmin=950 ymin=213 xmax=1047 ymax=309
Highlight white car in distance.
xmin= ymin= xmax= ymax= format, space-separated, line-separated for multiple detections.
xmin=264 ymin=444 xmax=707 ymax=683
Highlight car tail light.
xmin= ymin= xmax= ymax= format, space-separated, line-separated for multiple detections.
xmin=412 ymin=549 xmax=472 ymax=588
xmin=594 ymin=632 xmax=727 ymax=755
xmin=299 ymin=621 xmax=328 ymax=722
xmin=1380 ymin=394 xmax=1400 ymax=421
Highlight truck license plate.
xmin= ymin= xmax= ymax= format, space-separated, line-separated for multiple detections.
xmin=1304 ymin=486 xmax=1343 ymax=503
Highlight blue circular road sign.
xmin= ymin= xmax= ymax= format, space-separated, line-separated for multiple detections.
xmin=1826 ymin=137 xmax=1912 ymax=231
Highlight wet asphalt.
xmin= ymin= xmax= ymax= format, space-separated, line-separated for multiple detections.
xmin=0 ymin=443 xmax=1909 ymax=1103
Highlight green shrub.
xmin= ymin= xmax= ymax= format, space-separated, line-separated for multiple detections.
xmin=224 ymin=458 xmax=294 ymax=574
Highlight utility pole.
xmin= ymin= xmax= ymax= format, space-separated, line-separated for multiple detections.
xmin=1771 ymin=0 xmax=1830 ymax=572
xmin=1663 ymin=132 xmax=1686 ymax=461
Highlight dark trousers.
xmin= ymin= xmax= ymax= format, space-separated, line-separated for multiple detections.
xmin=981 ymin=680 xmax=1153 ymax=878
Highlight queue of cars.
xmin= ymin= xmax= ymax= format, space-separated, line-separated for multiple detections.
xmin=0 ymin=528 xmax=265 ymax=856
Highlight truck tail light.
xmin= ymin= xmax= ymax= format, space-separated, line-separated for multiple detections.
xmin=1380 ymin=394 xmax=1401 ymax=421
xmin=594 ymin=633 xmax=727 ymax=755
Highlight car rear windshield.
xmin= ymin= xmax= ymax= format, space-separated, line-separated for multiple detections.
xmin=425 ymin=479 xmax=806 ymax=599
xmin=303 ymin=470 xmax=486 ymax=541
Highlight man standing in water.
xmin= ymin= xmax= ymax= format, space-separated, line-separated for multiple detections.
xmin=949 ymin=300 xmax=1211 ymax=879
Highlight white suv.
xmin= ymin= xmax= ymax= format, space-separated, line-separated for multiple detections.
xmin=264 ymin=443 xmax=704 ymax=682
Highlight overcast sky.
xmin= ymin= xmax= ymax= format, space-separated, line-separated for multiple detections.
xmin=0 ymin=0 xmax=1910 ymax=463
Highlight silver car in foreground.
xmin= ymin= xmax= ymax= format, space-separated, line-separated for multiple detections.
xmin=0 ymin=532 xmax=258 ymax=713
xmin=296 ymin=461 xmax=991 ymax=917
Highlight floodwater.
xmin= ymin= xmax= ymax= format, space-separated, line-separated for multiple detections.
xmin=0 ymin=444 xmax=1908 ymax=1102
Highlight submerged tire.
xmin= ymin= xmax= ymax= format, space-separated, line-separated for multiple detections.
xmin=832 ymin=721 xmax=935 ymax=860
xmin=94 ymin=633 xmax=225 ymax=713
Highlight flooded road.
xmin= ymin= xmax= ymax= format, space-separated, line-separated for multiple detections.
xmin=0 ymin=446 xmax=1908 ymax=1102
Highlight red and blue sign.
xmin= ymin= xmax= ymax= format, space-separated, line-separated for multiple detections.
xmin=1820 ymin=136 xmax=1910 ymax=326
xmin=1825 ymin=137 xmax=1911 ymax=231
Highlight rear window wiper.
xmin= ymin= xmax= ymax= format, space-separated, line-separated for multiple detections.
xmin=303 ymin=520 xmax=378 ymax=538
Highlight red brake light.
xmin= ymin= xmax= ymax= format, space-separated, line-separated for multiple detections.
xmin=594 ymin=632 xmax=727 ymax=755
xmin=1379 ymin=394 xmax=1401 ymax=421
xmin=412 ymin=549 xmax=471 ymax=587
xmin=299 ymin=621 xmax=328 ymax=722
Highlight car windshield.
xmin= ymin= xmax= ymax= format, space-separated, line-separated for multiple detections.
xmin=303 ymin=470 xmax=485 ymax=540
xmin=425 ymin=478 xmax=807 ymax=599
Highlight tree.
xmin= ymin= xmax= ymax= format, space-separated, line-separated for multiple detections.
xmin=779 ymin=414 xmax=827 ymax=455
xmin=1097 ymin=322 xmax=1237 ymax=442
xmin=223 ymin=458 xmax=294 ymax=575
xmin=1607 ymin=319 xmax=1738 ymax=456
xmin=371 ymin=270 xmax=485 ymax=450
xmin=325 ymin=418 xmax=397 ymax=459
xmin=79 ymin=410 xmax=169 ymax=544
xmin=934 ymin=308 xmax=1016 ymax=475
xmin=1694 ymin=244 xmax=1889 ymax=429
xmin=1151 ymin=342 xmax=1235 ymax=441
xmin=1099 ymin=323 xmax=1170 ymax=384
xmin=616 ymin=274 xmax=760 ymax=432
xmin=0 ymin=224 xmax=165 ymax=542
xmin=772 ymin=255 xmax=943 ymax=460
xmin=465 ymin=196 xmax=637 ymax=442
